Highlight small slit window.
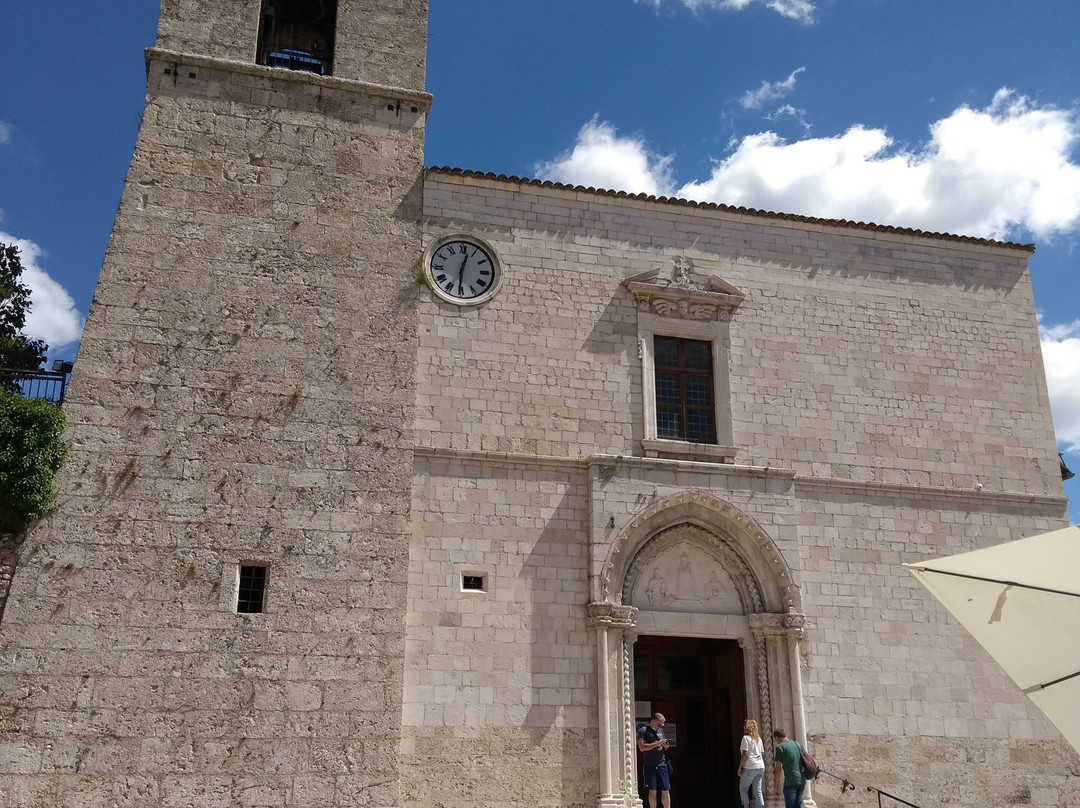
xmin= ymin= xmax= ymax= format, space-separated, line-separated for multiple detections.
xmin=462 ymin=574 xmax=486 ymax=592
xmin=237 ymin=565 xmax=267 ymax=613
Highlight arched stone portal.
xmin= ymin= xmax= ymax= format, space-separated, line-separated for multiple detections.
xmin=588 ymin=491 xmax=808 ymax=808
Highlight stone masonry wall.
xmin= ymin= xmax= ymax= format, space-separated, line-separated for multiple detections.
xmin=419 ymin=172 xmax=1061 ymax=496
xmin=402 ymin=456 xmax=596 ymax=808
xmin=799 ymin=487 xmax=1065 ymax=742
xmin=0 ymin=55 xmax=426 ymax=808
xmin=407 ymin=171 xmax=1076 ymax=807
xmin=796 ymin=489 xmax=1077 ymax=807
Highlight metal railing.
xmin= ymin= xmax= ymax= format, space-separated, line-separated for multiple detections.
xmin=1 ymin=362 xmax=73 ymax=406
xmin=866 ymin=786 xmax=922 ymax=808
xmin=817 ymin=767 xmax=922 ymax=808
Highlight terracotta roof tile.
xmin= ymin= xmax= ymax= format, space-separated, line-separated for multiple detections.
xmin=425 ymin=166 xmax=1036 ymax=253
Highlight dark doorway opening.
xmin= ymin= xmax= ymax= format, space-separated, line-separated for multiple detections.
xmin=634 ymin=636 xmax=746 ymax=807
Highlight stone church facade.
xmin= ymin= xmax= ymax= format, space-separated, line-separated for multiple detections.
xmin=1 ymin=2 xmax=1076 ymax=808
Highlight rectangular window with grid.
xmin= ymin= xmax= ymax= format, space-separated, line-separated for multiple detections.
xmin=654 ymin=336 xmax=716 ymax=444
xmin=237 ymin=565 xmax=267 ymax=613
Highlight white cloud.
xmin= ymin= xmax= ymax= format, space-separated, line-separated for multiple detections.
xmin=538 ymin=91 xmax=1080 ymax=242
xmin=682 ymin=90 xmax=1080 ymax=240
xmin=639 ymin=0 xmax=815 ymax=23
xmin=1040 ymin=319 xmax=1080 ymax=455
xmin=535 ymin=118 xmax=675 ymax=197
xmin=742 ymin=67 xmax=806 ymax=110
xmin=0 ymin=232 xmax=84 ymax=353
xmin=764 ymin=104 xmax=811 ymax=135
xmin=0 ymin=121 xmax=11 ymax=145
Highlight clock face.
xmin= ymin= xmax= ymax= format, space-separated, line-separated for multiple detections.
xmin=424 ymin=236 xmax=501 ymax=305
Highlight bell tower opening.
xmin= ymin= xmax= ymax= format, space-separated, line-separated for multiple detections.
xmin=257 ymin=0 xmax=338 ymax=75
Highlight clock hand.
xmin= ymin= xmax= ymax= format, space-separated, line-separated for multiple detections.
xmin=458 ymin=253 xmax=468 ymax=294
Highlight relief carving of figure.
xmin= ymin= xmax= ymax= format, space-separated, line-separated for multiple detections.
xmin=676 ymin=551 xmax=696 ymax=597
xmin=645 ymin=568 xmax=672 ymax=605
xmin=703 ymin=571 xmax=724 ymax=602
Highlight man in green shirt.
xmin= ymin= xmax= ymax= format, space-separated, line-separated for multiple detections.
xmin=772 ymin=729 xmax=804 ymax=808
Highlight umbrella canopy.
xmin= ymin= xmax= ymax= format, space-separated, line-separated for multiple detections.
xmin=905 ymin=525 xmax=1080 ymax=754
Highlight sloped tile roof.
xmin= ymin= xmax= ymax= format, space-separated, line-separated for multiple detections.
xmin=426 ymin=166 xmax=1036 ymax=253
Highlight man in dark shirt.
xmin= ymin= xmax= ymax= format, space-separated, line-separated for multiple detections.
xmin=637 ymin=712 xmax=671 ymax=808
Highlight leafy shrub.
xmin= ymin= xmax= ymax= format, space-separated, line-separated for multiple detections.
xmin=0 ymin=390 xmax=67 ymax=536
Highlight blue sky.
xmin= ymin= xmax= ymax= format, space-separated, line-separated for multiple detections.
xmin=2 ymin=0 xmax=1078 ymax=518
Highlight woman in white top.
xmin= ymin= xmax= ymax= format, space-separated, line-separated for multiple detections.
xmin=737 ymin=718 xmax=766 ymax=808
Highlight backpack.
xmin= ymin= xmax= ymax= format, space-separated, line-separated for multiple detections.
xmin=797 ymin=743 xmax=819 ymax=780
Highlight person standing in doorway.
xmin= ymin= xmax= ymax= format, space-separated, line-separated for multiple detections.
xmin=637 ymin=712 xmax=671 ymax=808
xmin=772 ymin=729 xmax=805 ymax=808
xmin=737 ymin=718 xmax=765 ymax=808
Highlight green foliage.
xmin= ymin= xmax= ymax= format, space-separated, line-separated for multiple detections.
xmin=0 ymin=242 xmax=48 ymax=392
xmin=0 ymin=390 xmax=67 ymax=536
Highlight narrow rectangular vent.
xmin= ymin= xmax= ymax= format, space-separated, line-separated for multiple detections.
xmin=462 ymin=574 xmax=485 ymax=592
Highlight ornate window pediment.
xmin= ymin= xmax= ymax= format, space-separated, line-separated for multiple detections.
xmin=626 ymin=257 xmax=743 ymax=462
xmin=623 ymin=257 xmax=744 ymax=322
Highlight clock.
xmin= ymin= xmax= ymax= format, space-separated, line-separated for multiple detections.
xmin=423 ymin=235 xmax=502 ymax=305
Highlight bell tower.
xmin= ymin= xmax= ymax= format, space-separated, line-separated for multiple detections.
xmin=0 ymin=2 xmax=430 ymax=806
xmin=154 ymin=0 xmax=427 ymax=87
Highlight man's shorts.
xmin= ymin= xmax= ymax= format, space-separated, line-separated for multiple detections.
xmin=643 ymin=762 xmax=671 ymax=792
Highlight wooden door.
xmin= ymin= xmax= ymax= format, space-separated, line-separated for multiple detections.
xmin=634 ymin=636 xmax=746 ymax=806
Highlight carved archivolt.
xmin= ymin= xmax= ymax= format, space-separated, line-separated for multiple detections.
xmin=601 ymin=489 xmax=799 ymax=614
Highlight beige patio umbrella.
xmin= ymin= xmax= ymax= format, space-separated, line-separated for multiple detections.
xmin=905 ymin=525 xmax=1080 ymax=754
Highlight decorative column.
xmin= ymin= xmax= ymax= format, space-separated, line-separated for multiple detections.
xmin=587 ymin=602 xmax=639 ymax=808
xmin=783 ymin=609 xmax=812 ymax=807
xmin=782 ymin=610 xmax=808 ymax=749
xmin=749 ymin=609 xmax=813 ymax=807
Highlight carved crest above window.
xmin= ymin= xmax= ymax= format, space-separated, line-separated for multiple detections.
xmin=623 ymin=256 xmax=745 ymax=321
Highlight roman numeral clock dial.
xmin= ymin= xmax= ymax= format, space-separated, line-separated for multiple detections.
xmin=423 ymin=235 xmax=502 ymax=306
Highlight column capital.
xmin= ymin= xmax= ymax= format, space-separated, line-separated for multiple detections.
xmin=586 ymin=601 xmax=638 ymax=630
xmin=749 ymin=608 xmax=807 ymax=640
